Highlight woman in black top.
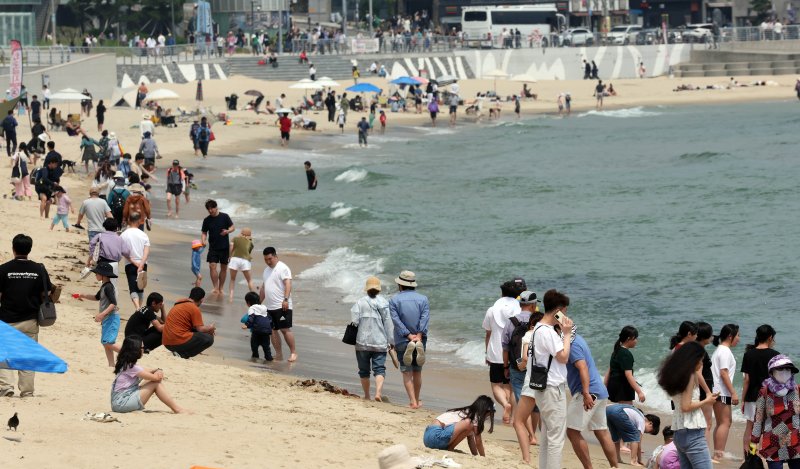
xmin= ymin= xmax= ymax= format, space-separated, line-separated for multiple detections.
xmin=96 ymin=100 xmax=107 ymax=132
xmin=695 ymin=322 xmax=715 ymax=441
xmin=739 ymin=324 xmax=778 ymax=457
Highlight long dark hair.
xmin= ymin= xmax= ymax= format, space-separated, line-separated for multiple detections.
xmin=446 ymin=395 xmax=495 ymax=435
xmin=658 ymin=341 xmax=705 ymax=396
xmin=696 ymin=321 xmax=713 ymax=342
xmin=612 ymin=326 xmax=639 ymax=358
xmin=670 ymin=321 xmax=698 ymax=350
xmin=527 ymin=312 xmax=544 ymax=331
xmin=712 ymin=323 xmax=739 ymax=347
xmin=745 ymin=324 xmax=776 ymax=351
xmin=114 ymin=335 xmax=143 ymax=374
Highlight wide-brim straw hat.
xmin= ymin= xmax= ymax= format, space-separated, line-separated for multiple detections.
xmin=395 ymin=270 xmax=417 ymax=288
xmin=364 ymin=276 xmax=381 ymax=292
xmin=377 ymin=445 xmax=422 ymax=469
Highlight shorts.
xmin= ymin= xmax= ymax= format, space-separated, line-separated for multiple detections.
xmin=52 ymin=213 xmax=69 ymax=228
xmin=101 ymin=313 xmax=120 ymax=344
xmin=449 ymin=105 xmax=457 ymax=114
xmin=125 ymin=263 xmax=147 ymax=294
xmin=358 ymin=131 xmax=367 ymax=144
xmin=489 ymin=362 xmax=510 ymax=384
xmin=166 ymin=183 xmax=183 ymax=196
xmin=397 ymin=338 xmax=426 ymax=372
xmin=429 ymin=111 xmax=437 ymax=119
xmin=743 ymin=401 xmax=756 ymax=421
xmin=206 ymin=248 xmax=229 ymax=265
xmin=423 ymin=424 xmax=455 ymax=450
xmin=607 ymin=405 xmax=642 ymax=443
xmin=267 ymin=309 xmax=292 ymax=330
xmin=567 ymin=395 xmax=609 ymax=431
xmin=227 ymin=257 xmax=252 ymax=271
xmin=356 ymin=350 xmax=387 ymax=378
xmin=281 ymin=131 xmax=290 ymax=140
xmin=36 ymin=186 xmax=52 ymax=199
xmin=111 ymin=386 xmax=144 ymax=413
xmin=717 ymin=395 xmax=732 ymax=405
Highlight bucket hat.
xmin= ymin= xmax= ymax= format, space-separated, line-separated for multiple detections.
xmin=395 ymin=271 xmax=417 ymax=288
xmin=768 ymin=354 xmax=799 ymax=374
xmin=91 ymin=262 xmax=118 ymax=278
xmin=365 ymin=276 xmax=381 ymax=292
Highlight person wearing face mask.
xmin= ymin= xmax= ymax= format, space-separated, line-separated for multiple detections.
xmin=750 ymin=354 xmax=800 ymax=469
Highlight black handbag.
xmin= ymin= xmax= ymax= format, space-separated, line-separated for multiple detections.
xmin=342 ymin=323 xmax=358 ymax=345
xmin=528 ymin=326 xmax=553 ymax=390
xmin=37 ymin=264 xmax=56 ymax=327
xmin=739 ymin=454 xmax=764 ymax=469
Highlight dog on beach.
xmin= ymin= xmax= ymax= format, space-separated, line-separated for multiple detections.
xmin=62 ymin=160 xmax=77 ymax=173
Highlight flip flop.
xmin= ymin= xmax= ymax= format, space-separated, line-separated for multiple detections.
xmin=402 ymin=341 xmax=416 ymax=366
xmin=388 ymin=348 xmax=400 ymax=369
xmin=414 ymin=341 xmax=426 ymax=366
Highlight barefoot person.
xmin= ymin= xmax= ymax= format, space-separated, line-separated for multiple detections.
xmin=200 ymin=199 xmax=235 ymax=295
xmin=423 ymin=395 xmax=495 ymax=456
xmin=228 ymin=228 xmax=256 ymax=300
xmin=165 ymin=160 xmax=187 ymax=218
xmin=258 ymin=247 xmax=297 ymax=362
xmin=350 ymin=277 xmax=394 ymax=402
xmin=389 ymin=270 xmax=430 ymax=409
xmin=111 ymin=335 xmax=188 ymax=414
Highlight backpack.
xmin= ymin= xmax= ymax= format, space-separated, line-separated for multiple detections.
xmin=167 ymin=168 xmax=182 ymax=185
xmin=109 ymin=189 xmax=126 ymax=218
xmin=508 ymin=316 xmax=530 ymax=371
xmin=31 ymin=167 xmax=43 ymax=185
xmin=197 ymin=126 xmax=209 ymax=142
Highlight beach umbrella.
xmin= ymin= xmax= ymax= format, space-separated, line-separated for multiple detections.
xmin=511 ymin=74 xmax=538 ymax=83
xmin=346 ymin=83 xmax=381 ymax=93
xmin=145 ymin=89 xmax=180 ymax=101
xmin=435 ymin=74 xmax=458 ymax=86
xmin=414 ymin=77 xmax=430 ymax=85
xmin=483 ymin=69 xmax=509 ymax=93
xmin=289 ymin=81 xmax=324 ymax=90
xmin=0 ymin=320 xmax=68 ymax=373
xmin=196 ymin=80 xmax=203 ymax=102
xmin=49 ymin=90 xmax=91 ymax=102
xmin=244 ymin=90 xmax=263 ymax=97
xmin=316 ymin=77 xmax=340 ymax=87
xmin=390 ymin=76 xmax=422 ymax=86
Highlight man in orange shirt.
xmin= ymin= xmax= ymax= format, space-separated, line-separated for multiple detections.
xmin=162 ymin=287 xmax=216 ymax=358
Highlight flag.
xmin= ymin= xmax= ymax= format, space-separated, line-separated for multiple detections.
xmin=9 ymin=39 xmax=23 ymax=99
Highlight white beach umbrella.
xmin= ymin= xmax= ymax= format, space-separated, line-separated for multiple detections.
xmin=145 ymin=89 xmax=180 ymax=101
xmin=289 ymin=82 xmax=324 ymax=90
xmin=316 ymin=76 xmax=340 ymax=87
xmin=511 ymin=74 xmax=538 ymax=83
xmin=483 ymin=69 xmax=509 ymax=93
xmin=49 ymin=91 xmax=90 ymax=102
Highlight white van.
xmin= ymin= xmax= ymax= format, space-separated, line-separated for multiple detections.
xmin=607 ymin=25 xmax=642 ymax=44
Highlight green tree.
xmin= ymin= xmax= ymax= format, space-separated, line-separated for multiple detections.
xmin=750 ymin=0 xmax=771 ymax=22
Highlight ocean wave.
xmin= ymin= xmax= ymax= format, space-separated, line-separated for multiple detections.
xmin=637 ymin=368 xmax=746 ymax=422
xmin=410 ymin=126 xmax=456 ymax=135
xmin=298 ymin=221 xmax=320 ymax=236
xmin=454 ymin=340 xmax=487 ymax=367
xmin=334 ymin=168 xmax=368 ymax=183
xmin=214 ymin=198 xmax=262 ymax=219
xmin=341 ymin=143 xmax=381 ymax=150
xmin=678 ymin=151 xmax=729 ymax=160
xmin=222 ymin=167 xmax=253 ymax=178
xmin=578 ymin=107 xmax=662 ymax=119
xmin=298 ymin=247 xmax=385 ymax=303
xmin=330 ymin=202 xmax=354 ymax=219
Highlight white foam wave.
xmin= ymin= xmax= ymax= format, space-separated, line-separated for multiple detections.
xmin=330 ymin=201 xmax=354 ymax=219
xmin=578 ymin=107 xmax=662 ymax=119
xmin=637 ymin=368 xmax=746 ymax=422
xmin=286 ymin=219 xmax=298 ymax=226
xmin=298 ymin=222 xmax=320 ymax=236
xmin=334 ymin=168 xmax=368 ymax=183
xmin=454 ymin=340 xmax=487 ymax=367
xmin=214 ymin=198 xmax=261 ymax=219
xmin=301 ymin=324 xmax=342 ymax=339
xmin=410 ymin=126 xmax=456 ymax=135
xmin=341 ymin=143 xmax=381 ymax=150
xmin=222 ymin=167 xmax=253 ymax=178
xmin=298 ymin=247 xmax=385 ymax=303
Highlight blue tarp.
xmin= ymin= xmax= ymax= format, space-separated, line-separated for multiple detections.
xmin=0 ymin=320 xmax=67 ymax=373
xmin=346 ymin=83 xmax=382 ymax=93
xmin=389 ymin=76 xmax=422 ymax=85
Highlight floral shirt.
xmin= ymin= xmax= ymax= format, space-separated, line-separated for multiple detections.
xmin=751 ymin=386 xmax=800 ymax=461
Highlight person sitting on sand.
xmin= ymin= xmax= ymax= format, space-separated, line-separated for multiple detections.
xmin=350 ymin=277 xmax=394 ymax=402
xmin=111 ymin=335 xmax=188 ymax=413
xmin=607 ymin=83 xmax=617 ymax=96
xmin=423 ymin=395 xmax=495 ymax=456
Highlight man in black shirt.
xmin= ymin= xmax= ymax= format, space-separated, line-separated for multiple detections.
xmin=304 ymin=161 xmax=317 ymax=190
xmin=30 ymin=95 xmax=41 ymax=123
xmin=36 ymin=159 xmax=60 ymax=219
xmin=200 ymin=199 xmax=235 ymax=295
xmin=124 ymin=291 xmax=165 ymax=352
xmin=0 ymin=234 xmax=53 ymax=397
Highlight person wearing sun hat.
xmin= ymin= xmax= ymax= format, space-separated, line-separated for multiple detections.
xmin=750 ymin=354 xmax=800 ymax=467
xmin=350 ymin=276 xmax=394 ymax=402
xmin=74 ymin=261 xmax=121 ymax=367
xmin=191 ymin=239 xmax=204 ymax=287
xmin=389 ymin=270 xmax=430 ymax=409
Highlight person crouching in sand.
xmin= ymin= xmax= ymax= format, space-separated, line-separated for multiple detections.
xmin=111 ymin=335 xmax=188 ymax=414
xmin=423 ymin=395 xmax=495 ymax=456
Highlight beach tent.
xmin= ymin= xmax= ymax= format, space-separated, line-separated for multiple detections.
xmin=390 ymin=76 xmax=421 ymax=86
xmin=145 ymin=89 xmax=180 ymax=101
xmin=0 ymin=320 xmax=67 ymax=373
xmin=511 ymin=74 xmax=537 ymax=83
xmin=0 ymin=96 xmax=21 ymax=117
xmin=346 ymin=83 xmax=381 ymax=93
xmin=112 ymin=87 xmax=137 ymax=107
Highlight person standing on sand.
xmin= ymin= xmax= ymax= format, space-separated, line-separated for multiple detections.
xmin=77 ymin=187 xmax=112 ymax=243
xmin=120 ymin=212 xmax=150 ymax=309
xmin=165 ymin=160 xmax=187 ymax=218
xmin=351 ymin=276 xmax=394 ymax=402
xmin=740 ymin=325 xmax=779 ymax=458
xmin=389 ymin=270 xmax=429 ymax=409
xmin=258 ymin=247 xmax=297 ymax=362
xmin=279 ymin=113 xmax=292 ymax=147
xmin=505 ymin=292 xmax=542 ymax=449
xmin=163 ymin=287 xmax=216 ymax=359
xmin=0 ymin=234 xmax=53 ymax=398
xmin=304 ymin=161 xmax=317 ymax=190
xmin=711 ymin=323 xmax=740 ymax=462
xmin=200 ymin=199 xmax=235 ymax=295
xmin=595 ymin=80 xmax=606 ymax=110
xmin=483 ymin=277 xmax=526 ymax=424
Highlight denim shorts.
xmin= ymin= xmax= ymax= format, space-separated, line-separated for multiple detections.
xmin=606 ymin=404 xmax=642 ymax=443
xmin=423 ymin=424 xmax=455 ymax=450
xmin=111 ymin=386 xmax=144 ymax=413
xmin=355 ymin=350 xmax=387 ymax=378
xmin=101 ymin=313 xmax=120 ymax=344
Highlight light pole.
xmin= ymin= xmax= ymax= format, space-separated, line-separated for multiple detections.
xmin=50 ymin=0 xmax=56 ymax=45
xmin=251 ymin=0 xmax=257 ymax=34
xmin=278 ymin=0 xmax=284 ymax=54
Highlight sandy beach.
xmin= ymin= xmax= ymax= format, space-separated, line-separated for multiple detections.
xmin=0 ymin=70 xmax=778 ymax=467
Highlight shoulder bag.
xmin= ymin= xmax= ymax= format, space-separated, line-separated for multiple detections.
xmin=37 ymin=264 xmax=57 ymax=327
xmin=528 ymin=325 xmax=553 ymax=391
xmin=342 ymin=322 xmax=358 ymax=345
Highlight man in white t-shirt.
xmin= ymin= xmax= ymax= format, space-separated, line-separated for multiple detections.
xmin=482 ymin=277 xmax=525 ymax=425
xmin=530 ymin=289 xmax=573 ymax=469
xmin=258 ymin=246 xmax=296 ymax=362
xmin=120 ymin=212 xmax=150 ymax=309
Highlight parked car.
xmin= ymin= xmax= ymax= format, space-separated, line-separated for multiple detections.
xmin=683 ymin=23 xmax=715 ymax=42
xmin=607 ymin=25 xmax=642 ymax=44
xmin=635 ymin=28 xmax=660 ymax=44
xmin=560 ymin=28 xmax=595 ymax=46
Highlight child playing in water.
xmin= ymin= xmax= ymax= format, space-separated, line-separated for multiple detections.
xmin=240 ymin=291 xmax=273 ymax=361
xmin=50 ymin=186 xmax=73 ymax=232
xmin=379 ymin=110 xmax=387 ymax=134
xmin=191 ymin=239 xmax=204 ymax=287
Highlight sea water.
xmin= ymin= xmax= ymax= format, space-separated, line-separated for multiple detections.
xmin=201 ymin=100 xmax=800 ymax=415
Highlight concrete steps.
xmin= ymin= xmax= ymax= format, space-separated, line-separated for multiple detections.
xmin=675 ymin=49 xmax=800 ymax=77
xmin=227 ymin=55 xmax=356 ymax=81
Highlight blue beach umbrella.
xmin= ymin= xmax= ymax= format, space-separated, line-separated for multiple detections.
xmin=389 ymin=76 xmax=422 ymax=86
xmin=0 ymin=321 xmax=68 ymax=373
xmin=346 ymin=83 xmax=382 ymax=93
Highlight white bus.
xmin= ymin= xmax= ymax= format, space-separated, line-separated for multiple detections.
xmin=461 ymin=5 xmax=565 ymax=48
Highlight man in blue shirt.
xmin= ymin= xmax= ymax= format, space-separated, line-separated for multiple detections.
xmin=566 ymin=332 xmax=619 ymax=469
xmin=388 ymin=270 xmax=429 ymax=409
xmin=2 ymin=109 xmax=18 ymax=156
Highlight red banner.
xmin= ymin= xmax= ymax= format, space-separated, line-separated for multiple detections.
xmin=9 ymin=39 xmax=23 ymax=99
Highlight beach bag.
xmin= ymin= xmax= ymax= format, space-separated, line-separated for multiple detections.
xmin=342 ymin=323 xmax=358 ymax=345
xmin=38 ymin=264 xmax=57 ymax=327
xmin=528 ymin=326 xmax=553 ymax=391
xmin=209 ymin=131 xmax=216 ymax=142
xmin=739 ymin=454 xmax=764 ymax=469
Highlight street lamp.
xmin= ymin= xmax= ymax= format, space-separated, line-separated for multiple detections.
xmin=251 ymin=0 xmax=260 ymax=34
